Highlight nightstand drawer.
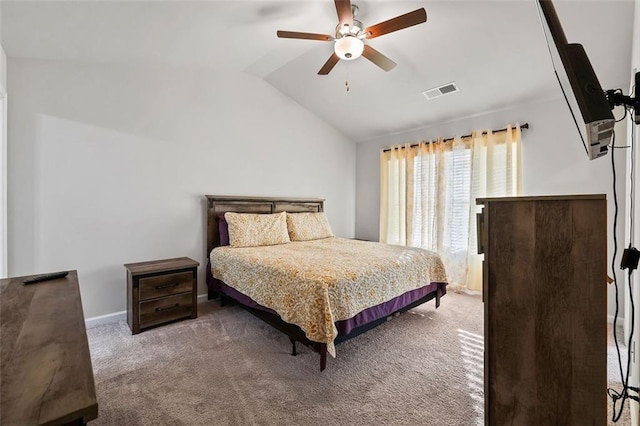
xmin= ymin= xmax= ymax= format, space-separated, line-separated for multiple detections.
xmin=139 ymin=293 xmax=193 ymax=329
xmin=139 ymin=271 xmax=193 ymax=300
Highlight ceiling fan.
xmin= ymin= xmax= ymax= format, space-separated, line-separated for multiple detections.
xmin=277 ymin=0 xmax=427 ymax=75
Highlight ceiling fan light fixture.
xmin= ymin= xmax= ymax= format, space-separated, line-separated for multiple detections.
xmin=334 ymin=35 xmax=364 ymax=60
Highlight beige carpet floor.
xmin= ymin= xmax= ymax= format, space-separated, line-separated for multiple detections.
xmin=87 ymin=292 xmax=630 ymax=425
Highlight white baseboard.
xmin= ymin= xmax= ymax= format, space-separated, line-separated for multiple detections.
xmin=85 ymin=310 xmax=127 ymax=328
xmin=85 ymin=293 xmax=210 ymax=329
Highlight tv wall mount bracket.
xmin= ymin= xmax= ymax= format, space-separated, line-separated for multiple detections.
xmin=605 ymin=71 xmax=640 ymax=125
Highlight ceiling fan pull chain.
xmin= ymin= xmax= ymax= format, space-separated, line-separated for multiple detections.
xmin=345 ymin=62 xmax=350 ymax=92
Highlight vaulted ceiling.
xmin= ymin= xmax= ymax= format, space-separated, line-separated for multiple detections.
xmin=2 ymin=0 xmax=635 ymax=142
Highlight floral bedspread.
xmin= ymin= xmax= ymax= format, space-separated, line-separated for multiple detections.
xmin=210 ymin=237 xmax=448 ymax=357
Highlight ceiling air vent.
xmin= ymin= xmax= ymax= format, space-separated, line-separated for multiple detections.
xmin=422 ymin=82 xmax=459 ymax=100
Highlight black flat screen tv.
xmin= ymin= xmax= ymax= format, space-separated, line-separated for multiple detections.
xmin=536 ymin=0 xmax=615 ymax=160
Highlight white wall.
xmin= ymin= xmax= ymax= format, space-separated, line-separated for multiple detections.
xmin=7 ymin=58 xmax=356 ymax=318
xmin=0 ymin=50 xmax=5 ymax=94
xmin=0 ymin=0 xmax=7 ymax=278
xmin=355 ymin=97 xmax=627 ymax=317
xmin=0 ymin=0 xmax=4 ymax=93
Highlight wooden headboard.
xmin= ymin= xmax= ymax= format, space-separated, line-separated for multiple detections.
xmin=205 ymin=195 xmax=325 ymax=257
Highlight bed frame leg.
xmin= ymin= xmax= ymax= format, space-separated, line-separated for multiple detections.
xmin=289 ymin=338 xmax=297 ymax=356
xmin=207 ymin=289 xmax=219 ymax=301
xmin=320 ymin=344 xmax=327 ymax=372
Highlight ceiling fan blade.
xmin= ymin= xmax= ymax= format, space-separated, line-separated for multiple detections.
xmin=334 ymin=0 xmax=353 ymax=28
xmin=362 ymin=45 xmax=396 ymax=72
xmin=364 ymin=8 xmax=427 ymax=39
xmin=318 ymin=53 xmax=340 ymax=75
xmin=277 ymin=31 xmax=333 ymax=41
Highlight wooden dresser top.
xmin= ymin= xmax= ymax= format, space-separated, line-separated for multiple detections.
xmin=0 ymin=270 xmax=98 ymax=425
xmin=477 ymin=194 xmax=606 ymax=204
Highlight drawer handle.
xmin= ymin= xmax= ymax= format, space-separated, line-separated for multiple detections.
xmin=156 ymin=282 xmax=179 ymax=290
xmin=155 ymin=303 xmax=180 ymax=312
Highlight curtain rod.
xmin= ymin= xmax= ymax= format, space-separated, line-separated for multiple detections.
xmin=382 ymin=123 xmax=529 ymax=153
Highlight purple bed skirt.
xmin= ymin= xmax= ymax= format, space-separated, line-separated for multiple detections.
xmin=207 ymin=265 xmax=446 ymax=337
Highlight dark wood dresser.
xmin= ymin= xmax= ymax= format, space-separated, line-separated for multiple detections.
xmin=125 ymin=257 xmax=199 ymax=334
xmin=0 ymin=270 xmax=99 ymax=425
xmin=477 ymin=195 xmax=607 ymax=426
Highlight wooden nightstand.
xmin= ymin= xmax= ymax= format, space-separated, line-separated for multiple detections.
xmin=125 ymin=257 xmax=199 ymax=334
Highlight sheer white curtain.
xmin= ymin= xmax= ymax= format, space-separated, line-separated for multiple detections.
xmin=380 ymin=125 xmax=522 ymax=291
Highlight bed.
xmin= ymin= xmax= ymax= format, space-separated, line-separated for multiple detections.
xmin=205 ymin=195 xmax=448 ymax=371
